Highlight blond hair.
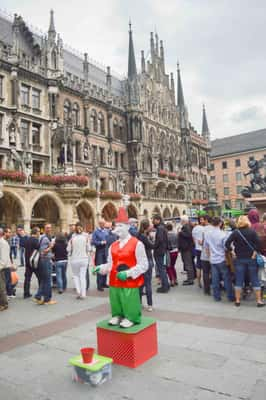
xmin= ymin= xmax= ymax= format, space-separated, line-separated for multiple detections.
xmin=237 ymin=215 xmax=251 ymax=229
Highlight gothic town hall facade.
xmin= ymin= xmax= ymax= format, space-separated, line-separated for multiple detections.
xmin=0 ymin=10 xmax=210 ymax=232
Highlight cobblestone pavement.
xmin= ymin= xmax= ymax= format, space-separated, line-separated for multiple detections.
xmin=1 ymin=261 xmax=266 ymax=400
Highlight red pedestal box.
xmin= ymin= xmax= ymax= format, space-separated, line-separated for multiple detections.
xmin=97 ymin=317 xmax=158 ymax=368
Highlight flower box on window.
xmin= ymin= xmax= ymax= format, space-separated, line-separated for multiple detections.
xmin=0 ymin=169 xmax=26 ymax=183
xmin=32 ymin=174 xmax=88 ymax=187
xmin=159 ymin=170 xmax=168 ymax=177
xmin=129 ymin=193 xmax=142 ymax=201
xmin=100 ymin=191 xmax=122 ymax=200
xmin=168 ymin=172 xmax=177 ymax=179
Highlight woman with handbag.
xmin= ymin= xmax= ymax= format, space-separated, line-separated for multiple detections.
xmin=225 ymin=216 xmax=264 ymax=307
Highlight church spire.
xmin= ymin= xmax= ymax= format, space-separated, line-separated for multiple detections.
xmin=177 ymin=62 xmax=185 ymax=108
xmin=202 ymin=104 xmax=210 ymax=138
xmin=48 ymin=9 xmax=56 ymax=43
xmin=128 ymin=20 xmax=137 ymax=81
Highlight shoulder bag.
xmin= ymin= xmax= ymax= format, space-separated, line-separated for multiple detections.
xmin=236 ymin=229 xmax=265 ymax=269
xmin=29 ymin=236 xmax=45 ymax=269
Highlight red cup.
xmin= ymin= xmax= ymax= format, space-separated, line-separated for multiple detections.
xmin=80 ymin=347 xmax=94 ymax=364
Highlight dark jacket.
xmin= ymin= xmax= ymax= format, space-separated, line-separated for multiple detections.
xmin=153 ymin=223 xmax=168 ymax=256
xmin=19 ymin=234 xmax=28 ymax=248
xmin=178 ymin=224 xmax=194 ymax=251
xmin=53 ymin=240 xmax=68 ymax=261
xmin=25 ymin=236 xmax=39 ymax=267
xmin=137 ymin=232 xmax=154 ymax=260
xmin=225 ymin=228 xmax=261 ymax=259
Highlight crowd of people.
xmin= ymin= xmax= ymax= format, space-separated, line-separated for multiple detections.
xmin=0 ymin=208 xmax=266 ymax=312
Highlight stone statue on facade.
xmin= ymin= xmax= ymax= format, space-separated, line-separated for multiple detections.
xmin=83 ymin=143 xmax=89 ymax=161
xmin=134 ymin=174 xmax=143 ymax=194
xmin=107 ymin=147 xmax=113 ymax=168
xmin=242 ymin=159 xmax=266 ymax=197
xmin=9 ymin=126 xmax=16 ymax=145
xmin=118 ymin=176 xmax=126 ymax=194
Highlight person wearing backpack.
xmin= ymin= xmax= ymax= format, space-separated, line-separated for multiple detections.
xmin=225 ymin=215 xmax=264 ymax=307
xmin=24 ymin=227 xmax=41 ymax=299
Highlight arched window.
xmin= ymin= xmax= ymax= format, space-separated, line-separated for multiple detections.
xmin=72 ymin=103 xmax=80 ymax=127
xmin=98 ymin=112 xmax=105 ymax=135
xmin=51 ymin=50 xmax=57 ymax=70
xmin=113 ymin=118 xmax=119 ymax=139
xmin=169 ymin=158 xmax=174 ymax=172
xmin=119 ymin=122 xmax=124 ymax=140
xmin=63 ymin=99 xmax=71 ymax=122
xmin=90 ymin=109 xmax=97 ymax=133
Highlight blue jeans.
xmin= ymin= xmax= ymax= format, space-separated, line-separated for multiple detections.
xmin=96 ymin=248 xmax=107 ymax=289
xmin=4 ymin=268 xmax=12 ymax=296
xmin=36 ymin=258 xmax=52 ymax=302
xmin=154 ymin=254 xmax=169 ymax=290
xmin=235 ymin=258 xmax=260 ymax=290
xmin=10 ymin=246 xmax=17 ymax=260
xmin=211 ymin=261 xmax=234 ymax=301
xmin=20 ymin=247 xmax=25 ymax=266
xmin=55 ymin=260 xmax=67 ymax=291
xmin=140 ymin=259 xmax=153 ymax=306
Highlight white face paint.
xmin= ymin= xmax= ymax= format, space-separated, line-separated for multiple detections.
xmin=113 ymin=223 xmax=129 ymax=240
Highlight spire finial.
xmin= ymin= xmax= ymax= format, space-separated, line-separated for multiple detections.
xmin=177 ymin=61 xmax=185 ymax=108
xmin=128 ymin=20 xmax=137 ymax=81
xmin=202 ymin=103 xmax=210 ymax=138
xmin=129 ymin=18 xmax=132 ymax=32
xmin=48 ymin=9 xmax=56 ymax=42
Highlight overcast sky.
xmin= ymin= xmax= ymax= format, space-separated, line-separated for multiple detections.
xmin=1 ymin=0 xmax=266 ymax=139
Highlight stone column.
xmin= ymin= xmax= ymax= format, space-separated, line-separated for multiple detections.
xmin=72 ymin=141 xmax=76 ymax=171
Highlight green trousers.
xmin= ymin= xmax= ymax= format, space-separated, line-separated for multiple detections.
xmin=109 ymin=286 xmax=142 ymax=324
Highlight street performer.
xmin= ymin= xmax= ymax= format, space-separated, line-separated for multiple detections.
xmin=93 ymin=207 xmax=148 ymax=328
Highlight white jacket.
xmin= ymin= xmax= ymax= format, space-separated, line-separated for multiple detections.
xmin=0 ymin=237 xmax=12 ymax=270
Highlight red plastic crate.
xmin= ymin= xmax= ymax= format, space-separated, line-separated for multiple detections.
xmin=97 ymin=317 xmax=158 ymax=368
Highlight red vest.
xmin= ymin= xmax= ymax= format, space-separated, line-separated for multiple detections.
xmin=109 ymin=237 xmax=144 ymax=288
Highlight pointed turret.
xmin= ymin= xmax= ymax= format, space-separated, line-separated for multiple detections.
xmin=155 ymin=33 xmax=159 ymax=56
xmin=177 ymin=62 xmax=185 ymax=108
xmin=128 ymin=21 xmax=137 ymax=81
xmin=83 ymin=53 xmax=89 ymax=91
xmin=170 ymin=72 xmax=175 ymax=103
xmin=150 ymin=32 xmax=155 ymax=63
xmin=141 ymin=50 xmax=145 ymax=73
xmin=202 ymin=104 xmax=210 ymax=139
xmin=48 ymin=9 xmax=56 ymax=43
xmin=106 ymin=66 xmax=112 ymax=92
xmin=160 ymin=40 xmax=165 ymax=74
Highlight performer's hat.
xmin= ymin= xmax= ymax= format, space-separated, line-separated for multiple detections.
xmin=115 ymin=207 xmax=129 ymax=223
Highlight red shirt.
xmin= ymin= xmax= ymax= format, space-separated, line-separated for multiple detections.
xmin=109 ymin=237 xmax=144 ymax=288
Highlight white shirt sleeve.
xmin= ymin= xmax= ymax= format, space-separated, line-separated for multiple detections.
xmin=126 ymin=241 xmax=149 ymax=279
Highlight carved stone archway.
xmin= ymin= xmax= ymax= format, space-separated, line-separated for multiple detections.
xmin=101 ymin=202 xmax=118 ymax=222
xmin=128 ymin=204 xmax=138 ymax=219
xmin=31 ymin=194 xmax=61 ymax=231
xmin=0 ymin=191 xmax=25 ymax=229
xmin=163 ymin=207 xmax=171 ymax=219
xmin=76 ymin=200 xmax=95 ymax=232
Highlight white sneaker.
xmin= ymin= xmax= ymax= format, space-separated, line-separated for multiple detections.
xmin=120 ymin=318 xmax=134 ymax=328
xmin=146 ymin=306 xmax=153 ymax=312
xmin=108 ymin=316 xmax=121 ymax=326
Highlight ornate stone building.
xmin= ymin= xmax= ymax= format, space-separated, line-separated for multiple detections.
xmin=0 ymin=10 xmax=210 ymax=232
